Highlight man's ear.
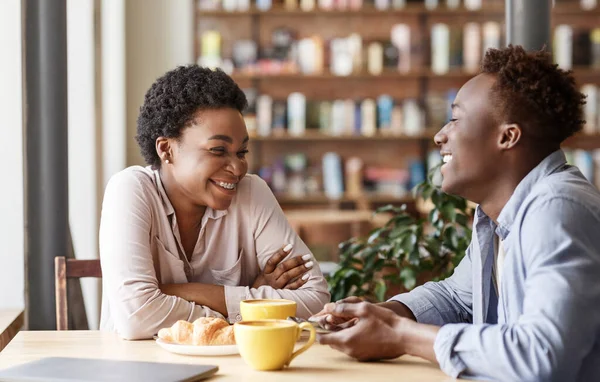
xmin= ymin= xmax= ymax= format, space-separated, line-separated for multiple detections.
xmin=155 ymin=137 xmax=173 ymax=163
xmin=498 ymin=123 xmax=522 ymax=150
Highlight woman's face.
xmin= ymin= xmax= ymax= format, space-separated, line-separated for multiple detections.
xmin=160 ymin=108 xmax=249 ymax=211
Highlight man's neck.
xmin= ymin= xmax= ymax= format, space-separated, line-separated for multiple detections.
xmin=479 ymin=182 xmax=516 ymax=223
xmin=479 ymin=149 xmax=555 ymax=222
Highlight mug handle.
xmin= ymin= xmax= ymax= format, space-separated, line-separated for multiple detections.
xmin=286 ymin=322 xmax=316 ymax=366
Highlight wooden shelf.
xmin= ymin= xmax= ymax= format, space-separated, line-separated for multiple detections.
xmin=197 ymin=3 xmax=600 ymax=17
xmin=552 ymin=3 xmax=600 ymax=16
xmin=198 ymin=4 xmax=429 ymax=17
xmin=232 ymin=70 xmax=424 ymax=80
xmin=251 ymin=130 xmax=436 ymax=141
xmin=232 ymin=67 xmax=600 ymax=81
xmin=276 ymin=193 xmax=414 ymax=205
xmin=564 ymin=133 xmax=600 ymax=149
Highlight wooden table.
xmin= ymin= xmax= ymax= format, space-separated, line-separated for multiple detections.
xmin=0 ymin=331 xmax=460 ymax=381
xmin=0 ymin=310 xmax=24 ymax=352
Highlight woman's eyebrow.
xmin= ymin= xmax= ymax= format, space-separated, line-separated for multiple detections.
xmin=208 ymin=135 xmax=232 ymax=143
xmin=207 ymin=135 xmax=249 ymax=144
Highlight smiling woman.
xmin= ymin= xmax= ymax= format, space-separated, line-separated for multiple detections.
xmin=98 ymin=66 xmax=330 ymax=340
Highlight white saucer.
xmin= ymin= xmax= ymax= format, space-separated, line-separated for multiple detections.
xmin=156 ymin=339 xmax=239 ymax=356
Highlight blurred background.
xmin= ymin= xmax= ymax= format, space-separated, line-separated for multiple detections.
xmin=1 ymin=0 xmax=599 ymax=331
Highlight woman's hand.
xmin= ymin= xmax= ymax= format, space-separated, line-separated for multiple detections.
xmin=252 ymin=244 xmax=314 ymax=290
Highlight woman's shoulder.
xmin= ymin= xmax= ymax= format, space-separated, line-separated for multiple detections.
xmin=231 ymin=174 xmax=278 ymax=213
xmin=105 ymin=165 xmax=156 ymax=195
xmin=237 ymin=174 xmax=272 ymax=199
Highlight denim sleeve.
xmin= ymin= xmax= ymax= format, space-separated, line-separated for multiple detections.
xmin=388 ymin=245 xmax=473 ymax=325
xmin=433 ymin=198 xmax=600 ymax=382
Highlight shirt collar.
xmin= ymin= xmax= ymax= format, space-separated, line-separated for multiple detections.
xmin=495 ymin=150 xmax=567 ymax=239
xmin=151 ymin=166 xmax=228 ymax=220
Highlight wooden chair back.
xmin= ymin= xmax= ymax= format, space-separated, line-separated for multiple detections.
xmin=54 ymin=257 xmax=102 ymax=330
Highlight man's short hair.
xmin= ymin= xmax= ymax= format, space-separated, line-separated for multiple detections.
xmin=481 ymin=45 xmax=586 ymax=145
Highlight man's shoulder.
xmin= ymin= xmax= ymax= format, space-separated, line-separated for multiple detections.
xmin=518 ymin=168 xmax=600 ymax=227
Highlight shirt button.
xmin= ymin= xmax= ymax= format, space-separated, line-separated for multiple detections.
xmin=236 ymin=314 xmax=242 ymax=322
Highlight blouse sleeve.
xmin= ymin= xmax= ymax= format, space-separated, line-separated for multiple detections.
xmin=100 ymin=170 xmax=225 ymax=339
xmin=223 ymin=175 xmax=331 ymax=321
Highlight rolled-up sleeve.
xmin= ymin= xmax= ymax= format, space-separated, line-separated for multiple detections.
xmin=432 ymin=198 xmax=600 ymax=382
xmin=100 ymin=172 xmax=224 ymax=340
xmin=389 ymin=245 xmax=474 ymax=326
xmin=223 ymin=176 xmax=330 ymax=321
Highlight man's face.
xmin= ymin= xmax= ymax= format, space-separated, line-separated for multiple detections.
xmin=434 ymin=74 xmax=502 ymax=202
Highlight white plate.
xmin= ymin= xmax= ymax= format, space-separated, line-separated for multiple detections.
xmin=156 ymin=339 xmax=239 ymax=356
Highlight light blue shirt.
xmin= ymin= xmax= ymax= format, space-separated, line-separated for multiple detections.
xmin=391 ymin=150 xmax=600 ymax=382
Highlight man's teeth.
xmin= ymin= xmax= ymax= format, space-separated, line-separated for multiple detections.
xmin=217 ymin=181 xmax=236 ymax=190
xmin=443 ymin=155 xmax=453 ymax=163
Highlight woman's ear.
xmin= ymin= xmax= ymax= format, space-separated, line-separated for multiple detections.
xmin=156 ymin=137 xmax=172 ymax=164
xmin=498 ymin=123 xmax=522 ymax=150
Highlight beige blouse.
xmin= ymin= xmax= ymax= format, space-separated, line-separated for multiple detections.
xmin=99 ymin=166 xmax=330 ymax=339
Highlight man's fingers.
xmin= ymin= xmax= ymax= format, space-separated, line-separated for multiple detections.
xmin=339 ymin=296 xmax=364 ymax=304
xmin=327 ymin=302 xmax=373 ymax=318
xmin=336 ymin=317 xmax=359 ymax=329
xmin=264 ymin=244 xmax=293 ymax=274
xmin=317 ymin=331 xmax=346 ymax=346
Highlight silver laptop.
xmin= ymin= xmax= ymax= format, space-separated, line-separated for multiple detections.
xmin=0 ymin=357 xmax=218 ymax=382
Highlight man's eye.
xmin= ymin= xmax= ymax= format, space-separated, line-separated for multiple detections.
xmin=237 ymin=150 xmax=249 ymax=158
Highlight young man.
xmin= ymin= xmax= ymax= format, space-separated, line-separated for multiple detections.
xmin=311 ymin=45 xmax=600 ymax=381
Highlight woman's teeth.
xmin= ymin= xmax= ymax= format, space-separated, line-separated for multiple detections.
xmin=443 ymin=155 xmax=453 ymax=163
xmin=217 ymin=181 xmax=236 ymax=190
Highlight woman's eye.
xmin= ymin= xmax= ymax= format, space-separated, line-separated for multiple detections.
xmin=237 ymin=150 xmax=249 ymax=158
xmin=449 ymin=118 xmax=458 ymax=123
xmin=209 ymin=147 xmax=226 ymax=156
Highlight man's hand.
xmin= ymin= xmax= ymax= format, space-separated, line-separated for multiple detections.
xmin=309 ymin=296 xmax=363 ymax=331
xmin=317 ymin=301 xmax=407 ymax=361
xmin=252 ymin=244 xmax=313 ymax=290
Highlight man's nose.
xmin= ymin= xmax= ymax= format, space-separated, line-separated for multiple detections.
xmin=434 ymin=125 xmax=448 ymax=147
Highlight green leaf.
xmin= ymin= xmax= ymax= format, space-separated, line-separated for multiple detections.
xmin=441 ymin=203 xmax=457 ymax=222
xmin=455 ymin=213 xmax=469 ymax=226
xmin=408 ymin=249 xmax=420 ymax=266
xmin=428 ymin=209 xmax=440 ymax=225
xmin=443 ymin=226 xmax=460 ymax=250
xmin=399 ymin=267 xmax=417 ymax=290
xmin=386 ymin=214 xmax=413 ymax=228
xmin=367 ymin=227 xmax=387 ymax=244
xmin=399 ymin=232 xmax=417 ymax=254
xmin=374 ymin=279 xmax=387 ymax=302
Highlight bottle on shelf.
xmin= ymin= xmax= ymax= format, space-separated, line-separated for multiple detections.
xmin=322 ymin=152 xmax=344 ymax=200
xmin=431 ymin=23 xmax=450 ymax=75
xmin=463 ymin=22 xmax=481 ymax=74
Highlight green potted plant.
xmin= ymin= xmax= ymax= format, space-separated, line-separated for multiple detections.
xmin=327 ymin=166 xmax=475 ymax=302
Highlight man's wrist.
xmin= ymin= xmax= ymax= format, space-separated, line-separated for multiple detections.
xmin=378 ymin=300 xmax=417 ymax=321
xmin=395 ymin=317 xmax=440 ymax=363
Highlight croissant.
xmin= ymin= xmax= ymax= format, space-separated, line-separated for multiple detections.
xmin=158 ymin=317 xmax=235 ymax=346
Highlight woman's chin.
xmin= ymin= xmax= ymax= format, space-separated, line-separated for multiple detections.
xmin=207 ymin=198 xmax=234 ymax=211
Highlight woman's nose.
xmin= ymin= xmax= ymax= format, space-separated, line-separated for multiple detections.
xmin=228 ymin=156 xmax=246 ymax=176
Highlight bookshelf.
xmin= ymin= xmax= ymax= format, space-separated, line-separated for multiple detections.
xmin=194 ymin=0 xmax=600 ymax=258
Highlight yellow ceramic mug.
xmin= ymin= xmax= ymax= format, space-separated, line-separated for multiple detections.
xmin=239 ymin=299 xmax=297 ymax=321
xmin=234 ymin=320 xmax=316 ymax=371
